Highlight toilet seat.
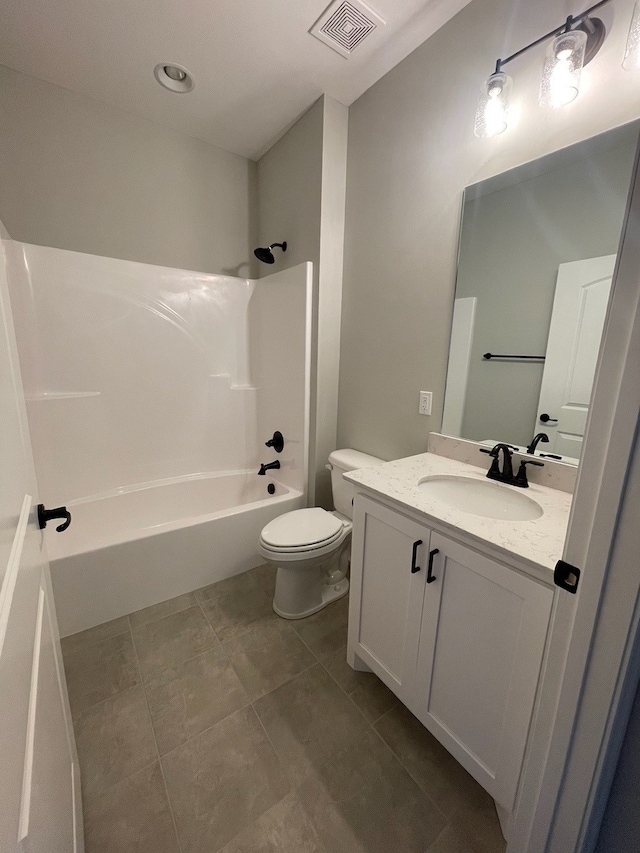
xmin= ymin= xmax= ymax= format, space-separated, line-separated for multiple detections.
xmin=260 ymin=508 xmax=344 ymax=552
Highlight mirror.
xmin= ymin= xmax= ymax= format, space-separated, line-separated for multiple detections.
xmin=442 ymin=121 xmax=639 ymax=464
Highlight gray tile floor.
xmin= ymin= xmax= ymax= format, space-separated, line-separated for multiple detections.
xmin=62 ymin=564 xmax=506 ymax=853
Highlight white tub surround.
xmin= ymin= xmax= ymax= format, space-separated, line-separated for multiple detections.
xmin=428 ymin=432 xmax=577 ymax=494
xmin=4 ymin=241 xmax=312 ymax=635
xmin=345 ymin=452 xmax=571 ymax=582
xmin=5 ymin=242 xmax=311 ymax=504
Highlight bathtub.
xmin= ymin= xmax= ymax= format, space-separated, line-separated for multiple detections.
xmin=47 ymin=471 xmax=304 ymax=637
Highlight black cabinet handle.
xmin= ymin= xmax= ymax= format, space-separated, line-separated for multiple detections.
xmin=427 ymin=548 xmax=439 ymax=584
xmin=539 ymin=413 xmax=558 ymax=424
xmin=37 ymin=503 xmax=71 ymax=533
xmin=411 ymin=539 xmax=422 ymax=574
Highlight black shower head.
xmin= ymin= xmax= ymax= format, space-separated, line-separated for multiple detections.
xmin=254 ymin=242 xmax=287 ymax=264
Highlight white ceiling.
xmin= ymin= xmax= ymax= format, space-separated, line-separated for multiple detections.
xmin=0 ymin=0 xmax=471 ymax=160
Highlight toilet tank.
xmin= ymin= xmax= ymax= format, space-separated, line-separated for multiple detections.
xmin=328 ymin=449 xmax=384 ymax=519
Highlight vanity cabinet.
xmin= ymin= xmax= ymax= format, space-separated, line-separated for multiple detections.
xmin=347 ymin=495 xmax=429 ymax=706
xmin=348 ymin=493 xmax=554 ymax=810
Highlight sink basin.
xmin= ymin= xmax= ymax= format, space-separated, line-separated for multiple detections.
xmin=417 ymin=475 xmax=543 ymax=521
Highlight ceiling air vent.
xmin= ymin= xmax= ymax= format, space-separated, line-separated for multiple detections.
xmin=310 ymin=0 xmax=386 ymax=58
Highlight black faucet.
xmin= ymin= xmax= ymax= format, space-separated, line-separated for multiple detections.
xmin=526 ymin=432 xmax=549 ymax=455
xmin=480 ymin=444 xmax=544 ymax=488
xmin=480 ymin=443 xmax=514 ymax=483
xmin=258 ymin=460 xmax=280 ymax=476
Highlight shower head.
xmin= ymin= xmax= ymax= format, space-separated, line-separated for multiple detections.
xmin=254 ymin=242 xmax=287 ymax=264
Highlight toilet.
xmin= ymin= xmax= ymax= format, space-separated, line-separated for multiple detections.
xmin=257 ymin=448 xmax=382 ymax=619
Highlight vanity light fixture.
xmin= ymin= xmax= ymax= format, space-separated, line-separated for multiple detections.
xmin=624 ymin=1 xmax=640 ymax=71
xmin=539 ymin=28 xmax=588 ymax=108
xmin=475 ymin=0 xmax=613 ymax=138
xmin=474 ymin=71 xmax=512 ymax=138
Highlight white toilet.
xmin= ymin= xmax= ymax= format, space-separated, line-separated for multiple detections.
xmin=257 ymin=448 xmax=382 ymax=619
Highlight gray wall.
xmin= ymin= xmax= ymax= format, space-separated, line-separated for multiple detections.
xmin=337 ymin=0 xmax=640 ymax=462
xmin=0 ymin=66 xmax=257 ymax=276
xmin=257 ymin=96 xmax=348 ymax=507
xmin=457 ymin=134 xmax=637 ymax=447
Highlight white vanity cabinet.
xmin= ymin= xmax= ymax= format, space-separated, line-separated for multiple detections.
xmin=347 ymin=495 xmax=430 ymax=706
xmin=348 ymin=492 xmax=554 ymax=811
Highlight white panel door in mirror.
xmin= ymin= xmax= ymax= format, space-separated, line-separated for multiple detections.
xmin=536 ymin=255 xmax=615 ymax=458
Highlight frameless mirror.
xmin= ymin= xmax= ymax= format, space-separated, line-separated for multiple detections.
xmin=442 ymin=121 xmax=639 ymax=464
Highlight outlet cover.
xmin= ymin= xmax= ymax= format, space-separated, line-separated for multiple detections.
xmin=419 ymin=391 xmax=432 ymax=416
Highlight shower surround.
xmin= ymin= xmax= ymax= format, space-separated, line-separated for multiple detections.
xmin=5 ymin=241 xmax=311 ymax=635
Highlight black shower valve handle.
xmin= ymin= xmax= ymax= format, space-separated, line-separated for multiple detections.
xmin=265 ymin=431 xmax=284 ymax=453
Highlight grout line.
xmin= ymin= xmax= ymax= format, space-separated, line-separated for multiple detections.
xmin=65 ymin=621 xmax=141 ymax=721
xmin=129 ymin=599 xmax=204 ymax=635
xmin=368 ymin=723 xmax=449 ymax=821
xmin=156 ymin=702 xmax=253 ymax=764
xmin=249 ymin=660 xmax=320 ymax=706
xmin=61 ymin=629 xmax=131 ymax=665
xmin=83 ymin=756 xmax=163 ymax=802
xmin=129 ymin=618 xmax=184 ymax=853
xmin=155 ymin=654 xmax=323 ymax=765
xmin=249 ymin=700 xmax=296 ymax=789
xmin=425 ymin=823 xmax=454 ymax=853
xmin=70 ymin=680 xmax=143 ymax=723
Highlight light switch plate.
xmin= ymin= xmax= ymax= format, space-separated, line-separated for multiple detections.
xmin=419 ymin=391 xmax=432 ymax=416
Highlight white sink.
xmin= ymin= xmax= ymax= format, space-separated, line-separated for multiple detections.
xmin=417 ymin=475 xmax=543 ymax=521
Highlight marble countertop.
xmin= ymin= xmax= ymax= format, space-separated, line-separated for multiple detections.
xmin=345 ymin=452 xmax=573 ymax=578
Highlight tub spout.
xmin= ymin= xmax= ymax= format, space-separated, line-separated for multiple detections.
xmin=258 ymin=460 xmax=281 ymax=476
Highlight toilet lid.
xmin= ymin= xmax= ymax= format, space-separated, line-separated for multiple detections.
xmin=260 ymin=508 xmax=343 ymax=549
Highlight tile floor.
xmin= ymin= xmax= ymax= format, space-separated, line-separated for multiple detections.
xmin=62 ymin=564 xmax=506 ymax=853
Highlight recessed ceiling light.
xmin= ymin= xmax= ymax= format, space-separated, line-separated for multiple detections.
xmin=154 ymin=63 xmax=195 ymax=93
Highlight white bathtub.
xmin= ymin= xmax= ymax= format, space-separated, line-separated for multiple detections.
xmin=48 ymin=471 xmax=304 ymax=637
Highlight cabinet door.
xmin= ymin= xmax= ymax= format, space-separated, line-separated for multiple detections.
xmin=348 ymin=495 xmax=429 ymax=706
xmin=413 ymin=532 xmax=553 ymax=810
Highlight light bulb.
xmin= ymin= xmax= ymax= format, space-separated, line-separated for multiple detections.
xmin=474 ymin=72 xmax=512 ymax=138
xmin=624 ymin=1 xmax=640 ymax=71
xmin=539 ymin=30 xmax=587 ymax=109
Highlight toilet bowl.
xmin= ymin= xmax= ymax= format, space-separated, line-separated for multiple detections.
xmin=257 ymin=448 xmax=383 ymax=619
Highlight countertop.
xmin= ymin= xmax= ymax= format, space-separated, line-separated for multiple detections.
xmin=345 ymin=452 xmax=573 ymax=579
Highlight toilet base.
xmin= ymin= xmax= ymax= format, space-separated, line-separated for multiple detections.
xmin=273 ymin=577 xmax=349 ymax=620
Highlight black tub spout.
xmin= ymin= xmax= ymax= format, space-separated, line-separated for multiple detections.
xmin=258 ymin=460 xmax=281 ymax=476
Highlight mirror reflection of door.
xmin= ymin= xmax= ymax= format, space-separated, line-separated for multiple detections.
xmin=535 ymin=255 xmax=615 ymax=459
xmin=441 ymin=120 xmax=639 ymax=464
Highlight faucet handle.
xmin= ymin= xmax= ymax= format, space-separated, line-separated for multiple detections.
xmin=514 ymin=459 xmax=544 ymax=488
xmin=265 ymin=431 xmax=284 ymax=453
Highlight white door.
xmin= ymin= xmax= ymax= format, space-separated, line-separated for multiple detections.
xmin=412 ymin=533 xmax=553 ymax=810
xmin=347 ymin=494 xmax=428 ymax=706
xmin=0 ymin=243 xmax=82 ymax=852
xmin=535 ymin=255 xmax=615 ymax=457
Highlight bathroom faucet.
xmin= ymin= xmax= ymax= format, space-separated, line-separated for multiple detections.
xmin=526 ymin=432 xmax=549 ymax=455
xmin=480 ymin=444 xmax=543 ymax=488
xmin=258 ymin=460 xmax=280 ymax=476
xmin=480 ymin=443 xmax=514 ymax=483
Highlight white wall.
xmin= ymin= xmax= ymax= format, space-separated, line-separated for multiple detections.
xmin=337 ymin=0 xmax=640 ymax=462
xmin=0 ymin=66 xmax=257 ymax=277
xmin=6 ymin=242 xmax=310 ymax=505
xmin=257 ymin=95 xmax=348 ymax=508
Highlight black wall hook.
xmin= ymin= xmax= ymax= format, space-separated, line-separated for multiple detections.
xmin=37 ymin=503 xmax=71 ymax=533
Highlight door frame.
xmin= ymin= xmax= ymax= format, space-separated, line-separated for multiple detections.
xmin=510 ymin=139 xmax=640 ymax=852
